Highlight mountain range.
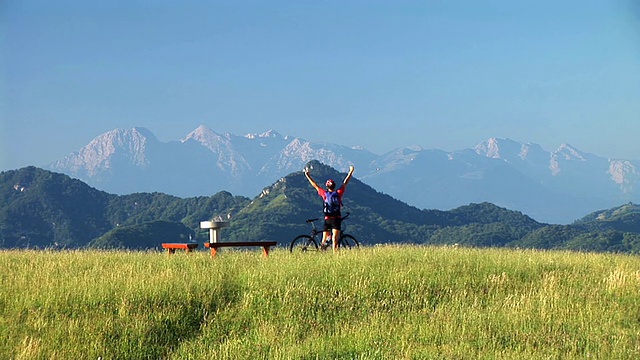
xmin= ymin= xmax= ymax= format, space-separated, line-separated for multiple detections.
xmin=47 ymin=125 xmax=640 ymax=224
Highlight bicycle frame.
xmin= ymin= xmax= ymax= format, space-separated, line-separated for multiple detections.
xmin=289 ymin=212 xmax=359 ymax=252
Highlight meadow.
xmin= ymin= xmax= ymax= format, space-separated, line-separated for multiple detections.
xmin=1 ymin=245 xmax=639 ymax=359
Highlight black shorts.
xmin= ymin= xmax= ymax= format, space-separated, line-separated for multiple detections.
xmin=324 ymin=217 xmax=342 ymax=231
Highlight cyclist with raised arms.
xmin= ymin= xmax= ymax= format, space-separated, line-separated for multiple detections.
xmin=304 ymin=165 xmax=355 ymax=252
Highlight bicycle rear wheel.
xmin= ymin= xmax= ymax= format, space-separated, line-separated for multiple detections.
xmin=289 ymin=235 xmax=319 ymax=253
xmin=338 ymin=234 xmax=359 ymax=249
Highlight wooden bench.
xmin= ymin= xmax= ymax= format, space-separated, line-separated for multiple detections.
xmin=162 ymin=243 xmax=199 ymax=254
xmin=204 ymin=241 xmax=277 ymax=257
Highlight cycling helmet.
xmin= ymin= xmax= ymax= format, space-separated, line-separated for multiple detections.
xmin=325 ymin=179 xmax=336 ymax=189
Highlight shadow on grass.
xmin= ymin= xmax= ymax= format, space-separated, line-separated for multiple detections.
xmin=103 ymin=277 xmax=244 ymax=359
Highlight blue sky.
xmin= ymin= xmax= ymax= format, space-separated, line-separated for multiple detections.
xmin=2 ymin=0 xmax=639 ymax=171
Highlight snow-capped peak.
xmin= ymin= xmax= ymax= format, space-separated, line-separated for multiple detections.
xmin=245 ymin=130 xmax=283 ymax=139
xmin=181 ymin=125 xmax=229 ymax=152
xmin=554 ymin=143 xmax=586 ymax=161
xmin=475 ymin=137 xmax=502 ymax=158
xmin=182 ymin=125 xmax=217 ymax=142
xmin=49 ymin=127 xmax=155 ymax=175
xmin=475 ymin=137 xmax=527 ymax=160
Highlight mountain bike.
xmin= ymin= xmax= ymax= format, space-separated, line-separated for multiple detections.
xmin=289 ymin=212 xmax=359 ymax=252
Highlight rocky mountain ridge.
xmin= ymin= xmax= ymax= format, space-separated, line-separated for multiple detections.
xmin=47 ymin=126 xmax=640 ymax=224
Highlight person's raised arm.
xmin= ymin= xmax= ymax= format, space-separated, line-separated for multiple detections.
xmin=343 ymin=165 xmax=355 ymax=185
xmin=304 ymin=168 xmax=321 ymax=191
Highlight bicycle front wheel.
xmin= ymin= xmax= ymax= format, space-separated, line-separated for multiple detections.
xmin=338 ymin=234 xmax=359 ymax=249
xmin=289 ymin=235 xmax=319 ymax=253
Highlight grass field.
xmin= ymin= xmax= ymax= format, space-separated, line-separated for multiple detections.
xmin=1 ymin=245 xmax=639 ymax=359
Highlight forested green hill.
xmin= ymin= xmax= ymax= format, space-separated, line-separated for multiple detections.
xmin=2 ymin=164 xmax=640 ymax=254
xmin=0 ymin=167 xmax=249 ymax=248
